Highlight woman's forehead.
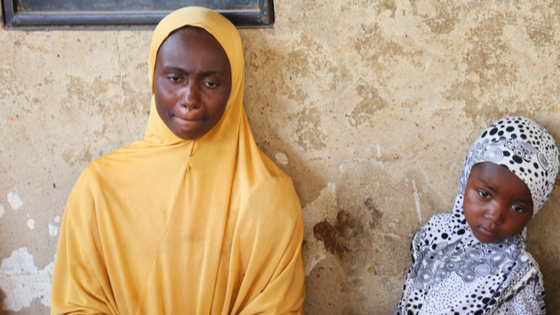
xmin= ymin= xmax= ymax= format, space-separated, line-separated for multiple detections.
xmin=160 ymin=27 xmax=217 ymax=53
xmin=157 ymin=27 xmax=229 ymax=68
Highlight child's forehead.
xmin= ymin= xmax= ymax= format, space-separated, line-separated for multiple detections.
xmin=470 ymin=162 xmax=531 ymax=197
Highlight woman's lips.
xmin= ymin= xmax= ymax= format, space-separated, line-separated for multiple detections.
xmin=172 ymin=115 xmax=205 ymax=122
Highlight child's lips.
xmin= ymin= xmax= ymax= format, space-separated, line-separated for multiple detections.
xmin=478 ymin=225 xmax=497 ymax=237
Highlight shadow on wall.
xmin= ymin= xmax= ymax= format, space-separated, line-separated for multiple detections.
xmin=526 ymin=188 xmax=560 ymax=311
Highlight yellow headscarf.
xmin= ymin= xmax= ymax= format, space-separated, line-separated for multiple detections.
xmin=51 ymin=7 xmax=305 ymax=315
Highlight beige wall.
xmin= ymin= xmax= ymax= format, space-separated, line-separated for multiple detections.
xmin=1 ymin=0 xmax=560 ymax=314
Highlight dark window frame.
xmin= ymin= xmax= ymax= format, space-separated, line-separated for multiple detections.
xmin=1 ymin=0 xmax=274 ymax=29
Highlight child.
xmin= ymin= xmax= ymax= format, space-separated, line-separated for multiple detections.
xmin=394 ymin=117 xmax=559 ymax=314
xmin=51 ymin=7 xmax=305 ymax=314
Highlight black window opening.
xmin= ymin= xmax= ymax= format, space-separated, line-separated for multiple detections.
xmin=1 ymin=0 xmax=274 ymax=29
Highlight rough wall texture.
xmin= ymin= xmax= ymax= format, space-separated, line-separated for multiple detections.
xmin=1 ymin=0 xmax=560 ymax=314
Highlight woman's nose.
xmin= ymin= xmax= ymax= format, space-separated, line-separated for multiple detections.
xmin=180 ymin=82 xmax=200 ymax=110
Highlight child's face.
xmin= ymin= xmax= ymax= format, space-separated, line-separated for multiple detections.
xmin=153 ymin=27 xmax=232 ymax=140
xmin=463 ymin=162 xmax=533 ymax=243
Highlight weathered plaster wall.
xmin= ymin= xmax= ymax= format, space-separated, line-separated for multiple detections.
xmin=1 ymin=0 xmax=560 ymax=314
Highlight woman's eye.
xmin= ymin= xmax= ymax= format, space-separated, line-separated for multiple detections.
xmin=204 ymin=81 xmax=218 ymax=88
xmin=167 ymin=76 xmax=181 ymax=82
xmin=512 ymin=205 xmax=525 ymax=213
xmin=478 ymin=190 xmax=490 ymax=198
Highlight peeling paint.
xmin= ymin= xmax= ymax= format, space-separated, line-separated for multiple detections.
xmin=7 ymin=190 xmax=23 ymax=210
xmin=0 ymin=203 xmax=4 ymax=218
xmin=275 ymin=152 xmax=289 ymax=165
xmin=54 ymin=216 xmax=60 ymax=223
xmin=48 ymin=224 xmax=58 ymax=236
xmin=27 ymin=219 xmax=35 ymax=230
xmin=0 ymin=248 xmax=54 ymax=311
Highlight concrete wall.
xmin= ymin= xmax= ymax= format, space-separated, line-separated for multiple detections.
xmin=1 ymin=0 xmax=560 ymax=314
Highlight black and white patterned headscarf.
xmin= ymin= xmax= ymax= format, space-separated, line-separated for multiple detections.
xmin=394 ymin=117 xmax=559 ymax=315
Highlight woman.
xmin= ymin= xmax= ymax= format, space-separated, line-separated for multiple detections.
xmin=51 ymin=7 xmax=305 ymax=315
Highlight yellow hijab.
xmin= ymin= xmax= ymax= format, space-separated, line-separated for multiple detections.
xmin=51 ymin=7 xmax=305 ymax=315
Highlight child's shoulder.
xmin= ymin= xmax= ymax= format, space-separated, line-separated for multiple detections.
xmin=423 ymin=213 xmax=453 ymax=229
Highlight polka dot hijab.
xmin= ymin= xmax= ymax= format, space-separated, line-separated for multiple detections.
xmin=394 ymin=117 xmax=559 ymax=315
xmin=457 ymin=116 xmax=559 ymax=216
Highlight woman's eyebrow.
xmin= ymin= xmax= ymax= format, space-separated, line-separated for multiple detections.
xmin=199 ymin=70 xmax=226 ymax=76
xmin=163 ymin=65 xmax=185 ymax=72
xmin=162 ymin=66 xmax=225 ymax=76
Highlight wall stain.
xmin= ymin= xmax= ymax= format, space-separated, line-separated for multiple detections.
xmin=296 ymin=106 xmax=327 ymax=151
xmin=420 ymin=1 xmax=463 ymax=35
xmin=313 ymin=220 xmax=349 ymax=259
xmin=365 ymin=197 xmax=383 ymax=228
xmin=349 ymin=84 xmax=388 ymax=127
xmin=313 ymin=209 xmax=361 ymax=259
xmin=444 ymin=14 xmax=520 ymax=124
xmin=347 ymin=0 xmax=397 ymax=17
xmin=0 ymin=68 xmax=18 ymax=100
xmin=336 ymin=210 xmax=358 ymax=240
xmin=354 ymin=23 xmax=424 ymax=70
xmin=524 ymin=3 xmax=556 ymax=47
xmin=61 ymin=145 xmax=93 ymax=166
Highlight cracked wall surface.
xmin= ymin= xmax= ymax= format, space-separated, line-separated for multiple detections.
xmin=1 ymin=0 xmax=560 ymax=314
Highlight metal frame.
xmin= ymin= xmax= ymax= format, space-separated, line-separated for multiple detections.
xmin=1 ymin=0 xmax=274 ymax=29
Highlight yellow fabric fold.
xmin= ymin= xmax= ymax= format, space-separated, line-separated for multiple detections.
xmin=51 ymin=7 xmax=305 ymax=315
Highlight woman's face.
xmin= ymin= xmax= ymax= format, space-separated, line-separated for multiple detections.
xmin=463 ymin=162 xmax=533 ymax=243
xmin=153 ymin=27 xmax=232 ymax=140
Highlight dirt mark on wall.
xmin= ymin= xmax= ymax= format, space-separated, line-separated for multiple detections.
xmin=313 ymin=219 xmax=348 ymax=259
xmin=312 ymin=210 xmax=357 ymax=259
xmin=313 ymin=197 xmax=385 ymax=259
xmin=365 ymin=197 xmax=383 ymax=228
xmin=296 ymin=106 xmax=327 ymax=151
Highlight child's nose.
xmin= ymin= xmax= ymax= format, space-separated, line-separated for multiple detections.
xmin=485 ymin=203 xmax=504 ymax=225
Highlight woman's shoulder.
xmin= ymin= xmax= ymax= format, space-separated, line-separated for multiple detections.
xmin=72 ymin=142 xmax=144 ymax=188
xmin=84 ymin=141 xmax=145 ymax=172
xmin=239 ymin=167 xmax=301 ymax=227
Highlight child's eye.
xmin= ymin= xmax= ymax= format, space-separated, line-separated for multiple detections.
xmin=478 ymin=190 xmax=490 ymax=198
xmin=512 ymin=205 xmax=525 ymax=213
xmin=167 ymin=76 xmax=181 ymax=82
